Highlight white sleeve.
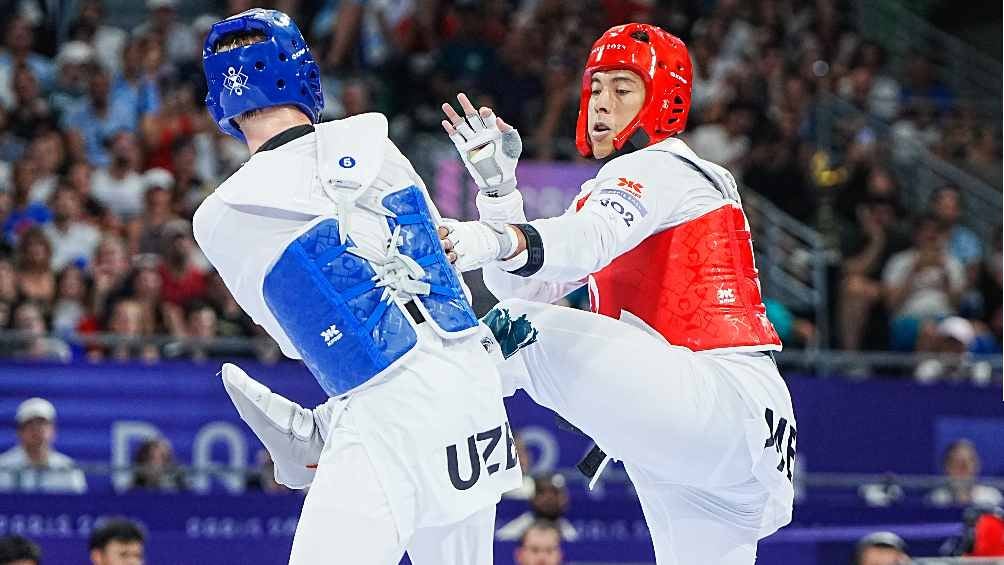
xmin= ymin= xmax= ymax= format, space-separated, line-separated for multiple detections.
xmin=511 ymin=153 xmax=683 ymax=283
xmin=192 ymin=194 xmax=303 ymax=360
xmin=476 ymin=190 xmax=585 ymax=302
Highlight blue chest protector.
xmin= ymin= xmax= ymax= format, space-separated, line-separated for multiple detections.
xmin=262 ymin=186 xmax=478 ymax=396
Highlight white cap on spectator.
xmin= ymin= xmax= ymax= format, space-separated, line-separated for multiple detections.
xmin=147 ymin=0 xmax=177 ymax=9
xmin=142 ymin=167 xmax=175 ymax=191
xmin=56 ymin=41 xmax=95 ymax=67
xmin=15 ymin=397 xmax=56 ymax=424
xmin=937 ymin=317 xmax=975 ymax=347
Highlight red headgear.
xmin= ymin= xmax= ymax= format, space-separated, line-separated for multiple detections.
xmin=575 ymin=23 xmax=693 ymax=158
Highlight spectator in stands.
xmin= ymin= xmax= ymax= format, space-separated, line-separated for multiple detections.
xmin=130 ymin=436 xmax=186 ymax=492
xmin=88 ymin=235 xmax=131 ymax=323
xmin=853 ymin=531 xmax=909 ymax=565
xmin=110 ymin=37 xmax=161 ymax=129
xmin=129 ymin=258 xmax=184 ymax=337
xmin=914 ymin=317 xmax=994 ymax=385
xmin=245 ymin=448 xmax=291 ymax=494
xmin=684 ymin=101 xmax=753 ymax=178
xmin=168 ymin=139 xmax=208 ymax=216
xmin=929 ymin=186 xmax=983 ymax=275
xmin=965 ymin=126 xmax=1002 ymax=187
xmin=103 ymin=298 xmax=159 ymax=363
xmin=157 ymin=220 xmax=205 ymax=308
xmin=514 ymin=520 xmax=563 ymax=565
xmin=928 ymin=439 xmax=1003 ymax=508
xmin=15 ymin=228 xmax=55 ymax=306
xmin=497 ymin=473 xmax=578 ymax=542
xmin=0 ymin=397 xmax=86 ymax=493
xmin=882 ymin=215 xmax=966 ymax=351
xmin=51 ymin=265 xmax=91 ymax=338
xmin=838 ymin=168 xmax=910 ymax=350
xmin=3 ymin=160 xmax=51 ymax=244
xmin=0 ymin=257 xmax=17 ymax=303
xmin=65 ymin=161 xmax=99 ymax=216
xmin=184 ymin=302 xmax=218 ymax=361
xmin=24 ymin=131 xmax=63 ymax=203
xmin=62 ymin=66 xmax=137 ymax=168
xmin=68 ymin=0 xmax=128 ymax=75
xmin=89 ymin=130 xmax=146 ymax=219
xmin=0 ymin=105 xmax=25 ymax=165
xmin=11 ymin=301 xmax=70 ymax=361
xmin=88 ymin=517 xmax=145 ymax=565
xmin=7 ymin=66 xmax=55 ymax=142
xmin=900 ymin=55 xmax=954 ymax=115
xmin=43 ymin=185 xmax=100 ymax=270
xmin=134 ymin=0 xmax=197 ymax=66
xmin=0 ymin=534 xmax=41 ymax=565
xmin=139 ymin=80 xmax=199 ymax=171
xmin=129 ymin=168 xmax=177 ymax=255
xmin=203 ymin=272 xmax=252 ymax=340
xmin=0 ymin=17 xmax=54 ymax=109
xmin=50 ymin=41 xmax=96 ymax=118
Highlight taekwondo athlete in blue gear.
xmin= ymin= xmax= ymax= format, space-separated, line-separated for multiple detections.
xmin=194 ymin=10 xmax=521 ymax=565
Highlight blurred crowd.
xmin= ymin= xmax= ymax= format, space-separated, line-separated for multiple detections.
xmin=0 ymin=0 xmax=999 ymax=367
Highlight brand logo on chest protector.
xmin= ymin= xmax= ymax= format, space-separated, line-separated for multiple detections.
xmin=320 ymin=323 xmax=343 ymax=346
xmin=717 ymin=288 xmax=736 ymax=304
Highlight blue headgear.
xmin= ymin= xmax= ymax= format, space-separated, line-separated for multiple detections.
xmin=203 ymin=9 xmax=323 ymax=142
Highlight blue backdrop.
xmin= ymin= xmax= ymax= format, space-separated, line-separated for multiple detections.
xmin=0 ymin=360 xmax=1000 ymax=564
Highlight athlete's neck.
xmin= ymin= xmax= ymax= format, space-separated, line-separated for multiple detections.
xmin=239 ymin=106 xmax=313 ymax=153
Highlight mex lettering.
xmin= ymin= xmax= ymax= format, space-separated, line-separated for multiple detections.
xmin=446 ymin=423 xmax=518 ymax=490
xmin=763 ymin=408 xmax=796 ymax=482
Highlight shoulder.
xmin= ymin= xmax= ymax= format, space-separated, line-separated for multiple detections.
xmin=598 ymin=140 xmax=717 ymax=189
xmin=883 ymin=251 xmax=914 ymax=275
xmin=192 ymin=193 xmax=226 ymax=247
xmin=0 ymin=446 xmax=23 ymax=463
xmin=47 ymin=451 xmax=78 ymax=467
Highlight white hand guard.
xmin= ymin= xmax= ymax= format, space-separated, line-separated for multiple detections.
xmin=447 ymin=110 xmax=522 ymax=197
xmin=221 ymin=363 xmax=323 ymax=489
xmin=441 ymin=220 xmax=519 ymax=272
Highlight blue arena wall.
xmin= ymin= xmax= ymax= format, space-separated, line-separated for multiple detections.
xmin=0 ymin=361 xmax=1000 ymax=564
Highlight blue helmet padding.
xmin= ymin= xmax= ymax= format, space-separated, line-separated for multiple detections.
xmin=203 ymin=9 xmax=323 ymax=142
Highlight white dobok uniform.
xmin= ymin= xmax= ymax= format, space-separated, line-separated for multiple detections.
xmin=193 ymin=113 xmax=521 ymax=565
xmin=478 ymin=137 xmax=797 ymax=565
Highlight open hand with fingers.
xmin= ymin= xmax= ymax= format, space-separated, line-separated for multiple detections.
xmin=441 ymin=93 xmax=522 ymax=196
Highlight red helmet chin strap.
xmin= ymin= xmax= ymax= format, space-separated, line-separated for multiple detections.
xmin=575 ymin=24 xmax=693 ymax=158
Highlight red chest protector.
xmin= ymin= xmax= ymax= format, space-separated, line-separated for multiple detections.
xmin=587 ymin=204 xmax=781 ymax=352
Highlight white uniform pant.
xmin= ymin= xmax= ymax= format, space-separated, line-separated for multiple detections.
xmin=289 ymin=408 xmax=495 ymax=565
xmin=494 ymin=299 xmax=797 ymax=565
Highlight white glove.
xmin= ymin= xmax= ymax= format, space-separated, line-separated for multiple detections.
xmin=220 ymin=363 xmax=324 ymax=489
xmin=440 ymin=219 xmax=519 ymax=272
xmin=442 ymin=93 xmax=522 ymax=196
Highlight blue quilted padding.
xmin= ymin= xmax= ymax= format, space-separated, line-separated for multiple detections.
xmin=263 ymin=220 xmax=417 ymax=396
xmin=382 ymin=186 xmax=478 ymax=333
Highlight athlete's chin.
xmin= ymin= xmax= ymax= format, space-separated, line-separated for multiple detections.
xmin=591 ymin=142 xmax=614 ymax=159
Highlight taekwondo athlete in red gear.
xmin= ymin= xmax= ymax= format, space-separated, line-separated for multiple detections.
xmin=440 ymin=23 xmax=797 ymax=565
xmin=192 ymin=9 xmax=521 ymax=564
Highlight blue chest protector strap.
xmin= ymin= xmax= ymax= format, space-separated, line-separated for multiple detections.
xmin=381 ymin=186 xmax=478 ymax=334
